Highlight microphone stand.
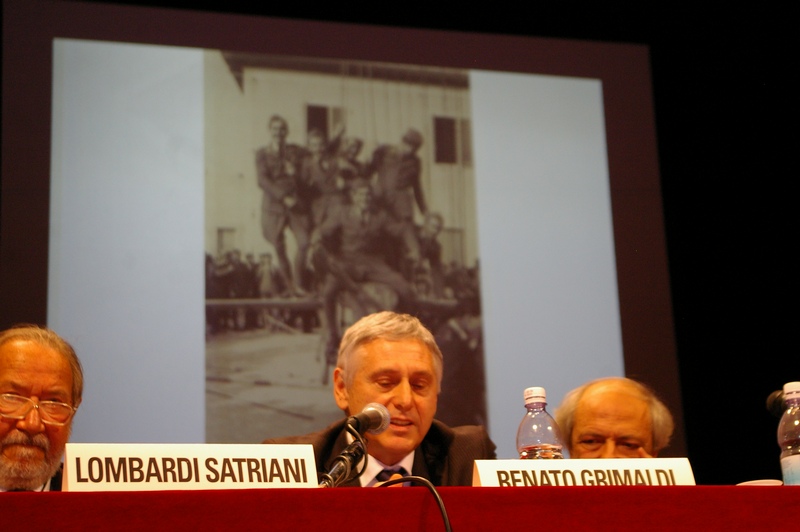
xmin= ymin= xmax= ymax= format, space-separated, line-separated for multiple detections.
xmin=318 ymin=425 xmax=368 ymax=488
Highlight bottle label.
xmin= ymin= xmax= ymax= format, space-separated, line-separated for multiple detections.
xmin=781 ymin=454 xmax=800 ymax=486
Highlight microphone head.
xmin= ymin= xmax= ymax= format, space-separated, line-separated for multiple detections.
xmin=361 ymin=402 xmax=391 ymax=435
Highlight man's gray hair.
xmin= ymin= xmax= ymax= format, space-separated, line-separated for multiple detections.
xmin=554 ymin=376 xmax=674 ymax=454
xmin=0 ymin=324 xmax=84 ymax=406
xmin=336 ymin=311 xmax=443 ymax=388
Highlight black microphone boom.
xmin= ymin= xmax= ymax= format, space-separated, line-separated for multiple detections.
xmin=318 ymin=403 xmax=391 ymax=487
xmin=347 ymin=402 xmax=390 ymax=435
xmin=318 ymin=439 xmax=365 ymax=488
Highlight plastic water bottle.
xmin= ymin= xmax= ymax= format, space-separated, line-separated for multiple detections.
xmin=778 ymin=381 xmax=800 ymax=485
xmin=516 ymin=386 xmax=566 ymax=459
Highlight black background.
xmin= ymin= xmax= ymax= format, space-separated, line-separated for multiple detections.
xmin=7 ymin=1 xmax=794 ymax=484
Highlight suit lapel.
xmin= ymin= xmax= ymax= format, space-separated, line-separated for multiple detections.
xmin=417 ymin=421 xmax=454 ymax=486
xmin=49 ymin=464 xmax=64 ymax=492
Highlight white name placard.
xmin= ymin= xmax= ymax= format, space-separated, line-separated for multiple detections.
xmin=63 ymin=443 xmax=318 ymax=492
xmin=473 ymin=458 xmax=695 ymax=487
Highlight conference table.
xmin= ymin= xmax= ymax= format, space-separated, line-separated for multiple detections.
xmin=5 ymin=485 xmax=795 ymax=530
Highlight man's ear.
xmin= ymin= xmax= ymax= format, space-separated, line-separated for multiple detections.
xmin=332 ymin=368 xmax=349 ymax=412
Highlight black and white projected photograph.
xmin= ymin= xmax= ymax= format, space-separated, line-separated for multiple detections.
xmin=203 ymin=51 xmax=486 ymax=443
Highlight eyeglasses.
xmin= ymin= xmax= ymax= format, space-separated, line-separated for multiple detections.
xmin=0 ymin=394 xmax=76 ymax=426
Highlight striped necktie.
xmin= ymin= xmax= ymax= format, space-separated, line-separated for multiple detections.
xmin=376 ymin=467 xmax=409 ymax=483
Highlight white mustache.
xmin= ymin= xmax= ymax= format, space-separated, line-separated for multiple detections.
xmin=1 ymin=431 xmax=50 ymax=452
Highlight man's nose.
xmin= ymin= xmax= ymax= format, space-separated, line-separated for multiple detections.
xmin=599 ymin=440 xmax=618 ymax=458
xmin=392 ymin=380 xmax=413 ymax=410
xmin=16 ymin=403 xmax=46 ymax=435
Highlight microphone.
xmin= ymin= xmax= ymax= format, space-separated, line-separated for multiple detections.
xmin=319 ymin=439 xmax=366 ymax=488
xmin=347 ymin=402 xmax=390 ymax=435
xmin=767 ymin=390 xmax=786 ymax=418
xmin=318 ymin=403 xmax=390 ymax=488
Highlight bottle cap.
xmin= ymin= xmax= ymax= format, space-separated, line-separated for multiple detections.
xmin=523 ymin=386 xmax=546 ymax=405
xmin=784 ymin=381 xmax=800 ymax=399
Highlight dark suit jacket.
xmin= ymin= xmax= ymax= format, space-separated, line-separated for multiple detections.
xmin=263 ymin=418 xmax=496 ymax=487
xmin=50 ymin=466 xmax=63 ymax=491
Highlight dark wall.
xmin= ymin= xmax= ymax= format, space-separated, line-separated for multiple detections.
xmin=5 ymin=1 xmax=792 ymax=484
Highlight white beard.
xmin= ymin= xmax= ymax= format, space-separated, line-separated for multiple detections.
xmin=0 ymin=432 xmax=62 ymax=491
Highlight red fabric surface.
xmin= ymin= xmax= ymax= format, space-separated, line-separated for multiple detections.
xmin=2 ymin=486 xmax=795 ymax=531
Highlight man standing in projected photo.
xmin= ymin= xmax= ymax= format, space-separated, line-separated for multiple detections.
xmin=255 ymin=114 xmax=312 ymax=297
xmin=366 ymin=128 xmax=428 ymax=224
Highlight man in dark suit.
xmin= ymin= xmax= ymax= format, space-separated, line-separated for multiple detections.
xmin=264 ymin=311 xmax=495 ymax=486
xmin=0 ymin=325 xmax=83 ymax=492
